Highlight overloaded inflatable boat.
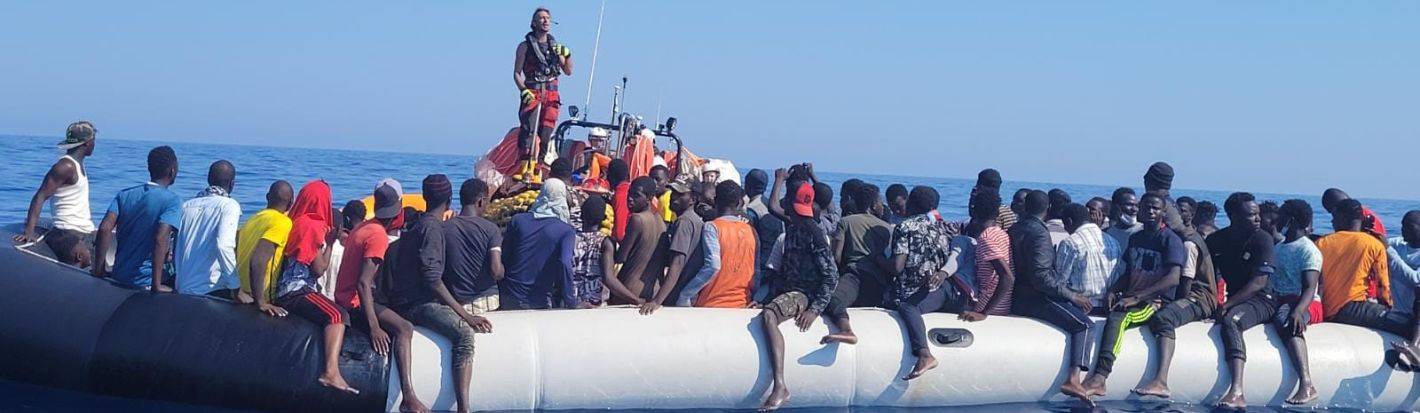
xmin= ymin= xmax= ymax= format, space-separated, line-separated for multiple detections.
xmin=2 ymin=225 xmax=1417 ymax=412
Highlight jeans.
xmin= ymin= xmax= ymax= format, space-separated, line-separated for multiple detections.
xmin=890 ymin=287 xmax=948 ymax=354
xmin=1218 ymin=294 xmax=1276 ymax=362
xmin=402 ymin=302 xmax=478 ymax=365
xmin=1015 ymin=297 xmax=1093 ymax=371
xmin=1332 ymin=301 xmax=1416 ymax=339
xmin=825 ymin=272 xmax=860 ymax=319
xmin=1149 ymin=298 xmax=1210 ymax=340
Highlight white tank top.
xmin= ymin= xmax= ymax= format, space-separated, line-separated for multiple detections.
xmin=50 ymin=155 xmax=95 ymax=233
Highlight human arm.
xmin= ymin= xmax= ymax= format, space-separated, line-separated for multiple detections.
xmin=647 ymin=220 xmax=700 ymax=313
xmin=513 ymin=42 xmax=528 ymax=90
xmin=92 ymin=212 xmax=117 ymax=278
xmin=1389 ymin=246 xmax=1420 ymax=286
xmin=556 ymin=42 xmax=573 ymax=75
xmin=489 ymin=246 xmax=505 ymax=282
xmin=15 ymin=161 xmax=75 ymax=243
xmin=1218 ymin=271 xmax=1268 ymax=315
xmin=610 ymin=218 xmax=648 ymax=304
xmin=1376 ymin=248 xmax=1393 ymax=307
xmin=1025 ymin=228 xmax=1073 ymax=300
xmin=558 ymin=229 xmax=578 ymax=309
xmin=1291 ymin=269 xmax=1320 ymax=334
xmin=149 ymin=223 xmax=175 ymax=293
xmin=357 ymin=257 xmax=390 ymax=354
xmin=767 ymin=168 xmax=792 ymax=222
xmin=1122 ymin=266 xmax=1180 ymax=307
xmin=246 ymin=240 xmax=286 ymax=316
xmin=675 ymin=222 xmax=721 ymax=307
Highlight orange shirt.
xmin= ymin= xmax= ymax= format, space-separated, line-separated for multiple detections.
xmin=1316 ymin=231 xmax=1390 ymax=319
xmin=696 ymin=218 xmax=758 ymax=308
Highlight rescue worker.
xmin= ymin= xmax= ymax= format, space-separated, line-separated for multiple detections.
xmin=513 ymin=7 xmax=574 ymax=184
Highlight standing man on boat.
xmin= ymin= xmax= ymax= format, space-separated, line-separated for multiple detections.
xmin=513 ymin=7 xmax=574 ymax=184
xmin=94 ymin=146 xmax=183 ymax=292
xmin=15 ymin=121 xmax=99 ymax=267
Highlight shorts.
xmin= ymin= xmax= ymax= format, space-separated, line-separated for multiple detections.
xmin=278 ymin=291 xmax=349 ymax=326
xmin=1273 ymin=295 xmax=1323 ymax=336
xmin=766 ymin=291 xmax=810 ymax=319
xmin=44 ymin=227 xmax=93 ymax=266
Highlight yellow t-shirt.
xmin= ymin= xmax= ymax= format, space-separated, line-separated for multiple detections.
xmin=236 ymin=208 xmax=292 ymax=302
xmin=660 ymin=191 xmax=677 ymax=223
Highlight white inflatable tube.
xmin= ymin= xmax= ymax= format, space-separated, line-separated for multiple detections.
xmin=387 ymin=307 xmax=1420 ymax=411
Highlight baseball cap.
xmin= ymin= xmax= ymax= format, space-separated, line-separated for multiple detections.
xmin=792 ymin=182 xmax=815 ymax=218
xmin=57 ymin=121 xmax=97 ymax=150
xmin=667 ymin=176 xmax=694 ymax=194
xmin=373 ymin=179 xmax=403 ymax=219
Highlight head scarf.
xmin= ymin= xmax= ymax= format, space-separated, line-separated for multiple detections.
xmin=285 ymin=180 xmax=334 ymax=264
xmin=530 ymin=178 xmax=571 ymax=224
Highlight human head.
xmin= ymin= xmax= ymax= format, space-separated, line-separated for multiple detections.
xmin=1061 ymin=203 xmax=1090 ymax=233
xmin=459 ymin=178 xmax=491 ymax=210
xmin=1047 ymin=189 xmax=1071 ymax=220
xmin=373 ymin=179 xmax=404 ymax=224
xmin=1138 ymin=192 xmax=1167 ymax=229
xmin=1176 ymin=196 xmax=1197 ymax=225
xmin=59 ymin=121 xmax=98 ymax=156
xmin=1321 ymin=188 xmax=1350 ymax=213
xmin=852 ymin=183 xmax=883 ymax=218
xmin=422 ymin=174 xmax=453 ymax=211
xmin=206 ymin=160 xmax=236 ymax=193
xmin=147 ymin=145 xmax=178 ymax=183
xmin=1277 ymin=199 xmax=1314 ymax=238
xmin=587 ymin=127 xmax=609 ymax=149
xmin=1086 ymin=197 xmax=1108 ymax=227
xmin=791 ymin=182 xmax=816 ymax=219
xmin=1010 ymin=188 xmax=1031 ymax=216
xmin=974 ymin=168 xmax=1002 ymax=194
xmin=668 ymin=179 xmax=697 ymax=215
xmin=341 ymin=200 xmax=366 ymax=231
xmin=530 ymin=7 xmax=552 ymax=33
xmin=1110 ymin=187 xmax=1138 ymax=221
xmin=266 ymin=180 xmax=294 ymax=213
xmin=714 ymin=180 xmax=746 ymax=216
xmin=970 ymin=191 xmax=1002 ymax=222
xmin=886 ymin=184 xmax=908 ymax=216
xmin=1143 ymin=162 xmax=1174 ymax=193
xmin=1022 ymin=190 xmax=1049 ymax=219
xmin=550 ymin=158 xmax=573 ymax=182
xmin=649 ymin=165 xmax=670 ymax=196
xmin=839 ymin=179 xmax=864 ymax=215
xmin=1194 ymin=201 xmax=1218 ymax=226
xmin=607 ymin=159 xmax=630 ymax=186
xmin=1331 ymin=199 xmax=1365 ymax=232
xmin=813 ymin=182 xmax=834 ymax=211
xmin=1223 ymin=192 xmax=1260 ymax=232
xmin=1259 ymin=200 xmax=1280 ymax=234
xmin=289 ymin=179 xmax=333 ymax=226
xmin=702 ymin=169 xmax=721 ymax=184
xmin=744 ymin=169 xmax=769 ymax=198
xmin=628 ymin=176 xmax=657 ymax=213
xmin=907 ymin=186 xmax=940 ymax=217
xmin=580 ymin=195 xmax=607 ymax=232
xmin=1403 ymin=210 xmax=1420 ymax=246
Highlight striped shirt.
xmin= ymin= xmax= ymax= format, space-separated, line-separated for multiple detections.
xmin=1055 ymin=223 xmax=1123 ymax=305
xmin=973 ymin=225 xmax=1014 ymax=315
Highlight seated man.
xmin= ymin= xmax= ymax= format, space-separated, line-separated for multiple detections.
xmin=1271 ymin=200 xmax=1325 ymax=405
xmin=1318 ymin=200 xmax=1417 ymax=363
xmin=677 ymin=181 xmax=758 ymax=309
xmin=755 ymin=179 xmax=839 ymax=411
xmin=1387 ymin=210 xmax=1420 ymax=321
xmin=174 ymin=160 xmax=242 ymax=298
xmin=890 ymin=187 xmax=956 ymax=381
xmin=93 ymin=146 xmax=183 ymax=292
xmin=1081 ymin=192 xmax=1184 ymax=397
xmin=1207 ymin=193 xmax=1278 ymax=409
xmin=1008 ymin=198 xmax=1094 ymax=400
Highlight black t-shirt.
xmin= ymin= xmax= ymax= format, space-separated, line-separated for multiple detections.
xmin=384 ymin=215 xmax=446 ymax=308
xmin=442 ymin=215 xmax=504 ymax=303
xmin=1205 ymin=226 xmax=1276 ymax=297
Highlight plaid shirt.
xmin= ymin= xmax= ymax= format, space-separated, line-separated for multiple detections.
xmin=1055 ymin=223 xmax=1123 ymax=303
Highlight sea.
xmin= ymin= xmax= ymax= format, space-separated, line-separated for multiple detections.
xmin=1 ymin=134 xmax=1416 ymax=413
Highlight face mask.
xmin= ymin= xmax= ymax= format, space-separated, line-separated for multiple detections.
xmin=1116 ymin=214 xmax=1137 ymax=227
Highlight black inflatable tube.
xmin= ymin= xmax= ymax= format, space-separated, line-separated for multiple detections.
xmin=0 ymin=228 xmax=389 ymax=412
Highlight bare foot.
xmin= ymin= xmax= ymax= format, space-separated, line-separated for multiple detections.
xmin=1080 ymin=374 xmax=1107 ymax=398
xmin=1285 ymin=384 xmax=1318 ymax=405
xmin=1217 ymin=391 xmax=1246 ymax=410
xmin=1060 ymin=381 xmax=1091 ymax=401
xmin=399 ymin=398 xmax=431 ymax=413
xmin=759 ymin=386 xmax=791 ymax=412
xmin=903 ymin=356 xmax=938 ymax=381
xmin=1130 ymin=380 xmax=1171 ymax=399
xmin=821 ymin=332 xmax=858 ymax=345
xmin=318 ymin=375 xmax=360 ymax=395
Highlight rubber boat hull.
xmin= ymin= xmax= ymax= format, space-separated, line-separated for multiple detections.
xmin=0 ymin=229 xmax=389 ymax=413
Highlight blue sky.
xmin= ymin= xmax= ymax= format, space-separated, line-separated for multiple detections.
xmin=2 ymin=1 xmax=1416 ymax=199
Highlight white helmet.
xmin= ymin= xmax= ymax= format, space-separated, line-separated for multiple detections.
xmin=588 ymin=127 xmax=610 ymax=139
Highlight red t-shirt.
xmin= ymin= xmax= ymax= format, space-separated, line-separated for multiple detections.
xmin=335 ymin=220 xmax=390 ymax=309
xmin=613 ymin=182 xmax=631 ymax=242
xmin=1362 ymin=206 xmax=1386 ymax=298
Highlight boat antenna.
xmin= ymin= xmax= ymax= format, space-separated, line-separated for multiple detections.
xmin=582 ymin=0 xmax=607 ymax=118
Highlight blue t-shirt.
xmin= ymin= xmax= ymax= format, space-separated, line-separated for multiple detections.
xmin=106 ymin=183 xmax=184 ymax=288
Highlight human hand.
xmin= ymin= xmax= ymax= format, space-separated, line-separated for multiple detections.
xmin=1071 ymin=295 xmax=1093 ymax=313
xmin=370 ymin=326 xmax=391 ymax=355
xmin=12 ymin=232 xmax=37 ymax=244
xmin=463 ymin=315 xmax=493 ymax=333
xmin=794 ymin=311 xmax=819 ymax=332
xmin=1290 ymin=311 xmax=1308 ymax=335
xmin=639 ymin=301 xmax=662 ymax=315
xmin=773 ymin=168 xmax=788 ymax=182
xmin=521 ymin=89 xmax=536 ymax=105
xmin=747 ymin=302 xmax=761 ymax=309
xmin=1117 ymin=295 xmax=1140 ymax=309
xmin=256 ymin=303 xmax=288 ymax=317
xmin=929 ymin=272 xmax=947 ymax=290
xmin=959 ymin=311 xmax=987 ymax=322
xmin=553 ymin=44 xmax=571 ymax=58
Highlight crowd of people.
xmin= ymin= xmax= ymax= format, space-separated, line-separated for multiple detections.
xmin=15 ymin=121 xmax=1420 ymax=412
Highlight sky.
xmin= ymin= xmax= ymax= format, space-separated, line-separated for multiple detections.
xmin=2 ymin=1 xmax=1417 ymax=199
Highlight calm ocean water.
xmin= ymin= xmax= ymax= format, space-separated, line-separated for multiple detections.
xmin=1 ymin=134 xmax=1415 ymax=413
